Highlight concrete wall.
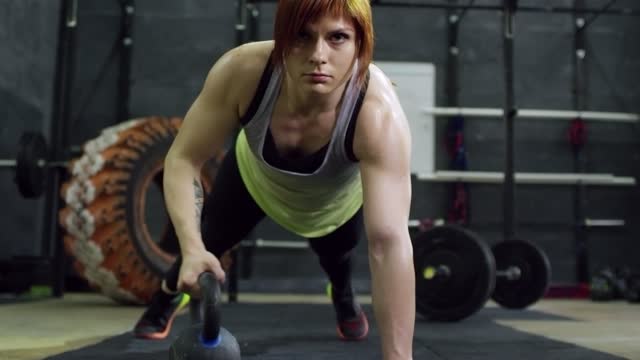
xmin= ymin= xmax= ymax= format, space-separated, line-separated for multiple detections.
xmin=0 ymin=0 xmax=61 ymax=259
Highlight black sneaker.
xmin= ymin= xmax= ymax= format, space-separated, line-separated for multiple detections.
xmin=331 ymin=286 xmax=369 ymax=341
xmin=133 ymin=291 xmax=189 ymax=339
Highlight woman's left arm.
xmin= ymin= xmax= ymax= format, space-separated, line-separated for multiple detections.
xmin=355 ymin=71 xmax=415 ymax=360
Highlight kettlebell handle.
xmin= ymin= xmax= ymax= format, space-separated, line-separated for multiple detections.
xmin=198 ymin=272 xmax=222 ymax=342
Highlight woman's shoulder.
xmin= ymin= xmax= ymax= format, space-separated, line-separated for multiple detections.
xmin=231 ymin=40 xmax=275 ymax=75
xmin=359 ymin=63 xmax=398 ymax=115
xmin=206 ymin=41 xmax=275 ymax=111
xmin=353 ymin=62 xmax=410 ymax=160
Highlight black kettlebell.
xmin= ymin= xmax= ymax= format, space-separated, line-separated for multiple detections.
xmin=169 ymin=272 xmax=241 ymax=360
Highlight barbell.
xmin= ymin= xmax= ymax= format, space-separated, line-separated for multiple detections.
xmin=0 ymin=132 xmax=70 ymax=198
xmin=413 ymin=225 xmax=551 ymax=321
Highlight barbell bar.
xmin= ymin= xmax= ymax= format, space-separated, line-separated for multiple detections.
xmin=424 ymin=264 xmax=523 ymax=282
xmin=0 ymin=159 xmax=68 ymax=168
xmin=495 ymin=266 xmax=522 ymax=281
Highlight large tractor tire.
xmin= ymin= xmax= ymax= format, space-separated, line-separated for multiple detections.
xmin=58 ymin=117 xmax=223 ymax=304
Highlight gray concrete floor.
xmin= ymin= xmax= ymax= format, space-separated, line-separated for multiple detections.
xmin=0 ymin=293 xmax=639 ymax=360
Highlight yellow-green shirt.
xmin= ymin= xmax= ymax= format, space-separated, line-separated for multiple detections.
xmin=235 ymin=60 xmax=367 ymax=238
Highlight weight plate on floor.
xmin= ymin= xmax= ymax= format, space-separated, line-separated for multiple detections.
xmin=15 ymin=132 xmax=47 ymax=198
xmin=491 ymin=240 xmax=551 ymax=309
xmin=413 ymin=225 xmax=495 ymax=322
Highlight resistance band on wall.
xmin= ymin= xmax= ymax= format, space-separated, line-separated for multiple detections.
xmin=442 ymin=4 xmax=471 ymax=226
xmin=445 ymin=115 xmax=470 ymax=224
xmin=568 ymin=117 xmax=587 ymax=153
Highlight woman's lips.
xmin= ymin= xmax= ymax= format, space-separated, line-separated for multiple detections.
xmin=306 ymin=73 xmax=331 ymax=83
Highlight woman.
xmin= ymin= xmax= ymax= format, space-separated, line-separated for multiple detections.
xmin=134 ymin=1 xmax=415 ymax=359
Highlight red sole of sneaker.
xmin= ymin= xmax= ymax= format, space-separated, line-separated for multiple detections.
xmin=134 ymin=299 xmax=188 ymax=340
xmin=135 ymin=312 xmax=178 ymax=340
xmin=337 ymin=313 xmax=369 ymax=341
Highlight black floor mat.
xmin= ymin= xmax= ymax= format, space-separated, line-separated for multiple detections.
xmin=46 ymin=303 xmax=628 ymax=360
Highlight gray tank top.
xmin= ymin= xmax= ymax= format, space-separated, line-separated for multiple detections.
xmin=239 ymin=56 xmax=369 ymax=186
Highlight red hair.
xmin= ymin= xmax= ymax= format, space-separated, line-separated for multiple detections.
xmin=273 ymin=0 xmax=374 ymax=86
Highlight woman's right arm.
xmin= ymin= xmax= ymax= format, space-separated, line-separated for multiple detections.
xmin=163 ymin=48 xmax=244 ymax=286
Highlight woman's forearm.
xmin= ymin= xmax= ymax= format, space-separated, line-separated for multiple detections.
xmin=163 ymin=155 xmax=207 ymax=256
xmin=369 ymin=234 xmax=415 ymax=360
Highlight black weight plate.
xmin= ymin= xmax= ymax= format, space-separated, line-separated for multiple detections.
xmin=15 ymin=132 xmax=47 ymax=198
xmin=491 ymin=240 xmax=551 ymax=309
xmin=413 ymin=225 xmax=495 ymax=322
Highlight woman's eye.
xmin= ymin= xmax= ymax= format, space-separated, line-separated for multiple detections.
xmin=331 ymin=33 xmax=349 ymax=42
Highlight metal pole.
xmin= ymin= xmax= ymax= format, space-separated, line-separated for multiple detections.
xmin=502 ymin=0 xmax=517 ymax=242
xmin=573 ymin=0 xmax=590 ymax=285
xmin=246 ymin=0 xmax=640 ymax=16
xmin=228 ymin=1 xmax=249 ymax=303
xmin=46 ymin=0 xmax=78 ymax=297
xmin=581 ymin=0 xmax=619 ymax=29
xmin=416 ymin=170 xmax=636 ymax=186
xmin=422 ymin=106 xmax=639 ymax=122
xmin=236 ymin=0 xmax=248 ymax=46
xmin=446 ymin=4 xmax=460 ymax=107
xmin=228 ymin=251 xmax=239 ymax=302
xmin=118 ymin=0 xmax=134 ymax=123
xmin=445 ymin=1 xmax=471 ymax=225
xmin=247 ymin=1 xmax=260 ymax=42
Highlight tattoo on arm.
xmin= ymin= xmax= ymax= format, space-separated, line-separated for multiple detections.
xmin=193 ymin=179 xmax=204 ymax=228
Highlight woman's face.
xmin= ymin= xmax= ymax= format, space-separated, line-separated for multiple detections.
xmin=284 ymin=14 xmax=358 ymax=96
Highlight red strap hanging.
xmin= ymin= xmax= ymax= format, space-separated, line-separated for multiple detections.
xmin=448 ymin=182 xmax=468 ymax=224
xmin=568 ymin=117 xmax=587 ymax=152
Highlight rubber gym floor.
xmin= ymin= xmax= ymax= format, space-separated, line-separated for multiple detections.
xmin=0 ymin=292 xmax=638 ymax=360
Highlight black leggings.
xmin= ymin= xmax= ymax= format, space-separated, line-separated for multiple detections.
xmin=164 ymin=147 xmax=364 ymax=296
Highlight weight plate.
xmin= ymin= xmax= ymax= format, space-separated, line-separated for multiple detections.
xmin=491 ymin=240 xmax=551 ymax=309
xmin=413 ymin=225 xmax=495 ymax=322
xmin=15 ymin=132 xmax=48 ymax=198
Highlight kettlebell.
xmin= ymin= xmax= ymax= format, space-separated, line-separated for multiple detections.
xmin=169 ymin=272 xmax=241 ymax=360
